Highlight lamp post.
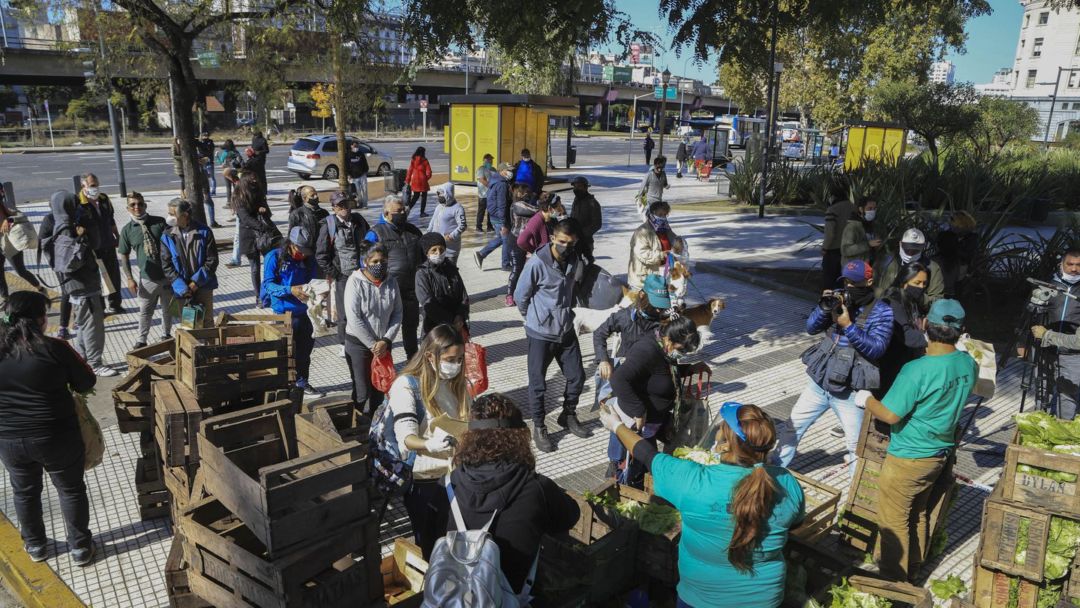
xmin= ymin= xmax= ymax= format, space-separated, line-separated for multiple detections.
xmin=1041 ymin=67 xmax=1079 ymax=148
xmin=627 ymin=91 xmax=654 ymax=166
xmin=658 ymin=68 xmax=671 ymax=156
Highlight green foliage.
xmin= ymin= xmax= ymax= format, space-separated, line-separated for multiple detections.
xmin=868 ymin=80 xmax=980 ymax=165
xmin=929 ymin=575 xmax=966 ymax=600
xmin=827 ymin=578 xmax=892 ymax=608
xmin=727 ymin=158 xmax=761 ymax=205
xmin=959 ymin=97 xmax=1041 ymax=162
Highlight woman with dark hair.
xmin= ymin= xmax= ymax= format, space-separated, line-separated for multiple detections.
xmin=405 ymin=146 xmax=433 ymax=217
xmin=415 ymin=232 xmax=469 ymax=335
xmin=609 ymin=314 xmax=707 ymax=486
xmin=878 ymin=262 xmax=930 ymax=397
xmin=446 ymin=393 xmax=580 ymax=595
xmin=600 ymin=401 xmax=805 ymax=608
xmin=233 ymin=172 xmax=273 ymax=305
xmin=385 ymin=324 xmax=472 ymax=558
xmin=0 ymin=291 xmax=97 ymax=566
xmin=516 ymin=192 xmax=566 ymax=255
xmin=505 ymin=183 xmax=538 ymax=307
xmin=344 ymin=244 xmax=402 ymax=415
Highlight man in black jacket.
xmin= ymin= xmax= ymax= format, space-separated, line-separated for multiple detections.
xmin=79 ymin=173 xmax=125 ymax=315
xmin=569 ymin=176 xmax=601 ymax=264
xmin=415 ymin=232 xmax=469 ymax=334
xmin=345 ymin=141 xmax=370 ymax=208
xmin=365 ymin=195 xmax=423 ymax=358
xmin=317 ymin=192 xmax=371 ymax=354
xmin=250 ymin=131 xmax=270 ymax=197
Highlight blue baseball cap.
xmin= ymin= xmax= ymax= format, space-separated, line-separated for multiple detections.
xmin=642 ymin=274 xmax=672 ymax=309
xmin=927 ymin=299 xmax=965 ymax=330
xmin=840 ymin=259 xmax=873 ymax=284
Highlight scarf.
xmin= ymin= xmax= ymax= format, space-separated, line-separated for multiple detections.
xmin=131 ymin=214 xmax=157 ymax=262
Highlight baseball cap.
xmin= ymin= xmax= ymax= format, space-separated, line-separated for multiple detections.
xmin=901 ymin=228 xmax=927 ymax=247
xmin=840 ymin=260 xmax=873 ymax=284
xmin=571 ymin=176 xmax=590 ymax=186
xmin=288 ymin=225 xmax=315 ymax=257
xmin=329 ymin=191 xmax=352 ymax=208
xmin=642 ymin=274 xmax=672 ymax=309
xmin=927 ymin=299 xmax=965 ymax=330
xmin=497 ymin=162 xmax=513 ymax=172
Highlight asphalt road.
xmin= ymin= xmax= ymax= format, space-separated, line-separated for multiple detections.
xmin=0 ymin=136 xmax=656 ymax=204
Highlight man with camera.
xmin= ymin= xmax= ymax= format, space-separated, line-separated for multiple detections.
xmin=1029 ymin=249 xmax=1080 ymax=420
xmin=777 ymin=260 xmax=894 ymax=470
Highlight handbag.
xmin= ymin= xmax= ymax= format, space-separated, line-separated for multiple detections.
xmin=371 ymin=351 xmax=397 ymax=393
xmin=668 ymin=369 xmax=713 ymax=449
xmin=73 ymin=391 xmax=104 ymax=470
xmin=464 ymin=340 xmax=488 ymax=398
xmin=254 ymin=215 xmax=283 ymax=254
xmin=181 ymin=303 xmax=205 ymax=329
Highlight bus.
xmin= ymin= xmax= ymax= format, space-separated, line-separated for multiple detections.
xmin=716 ymin=115 xmax=766 ymax=148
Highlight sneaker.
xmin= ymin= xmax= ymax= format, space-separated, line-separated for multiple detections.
xmin=557 ymin=410 xmax=591 ymax=439
xmin=211 ymin=222 xmax=224 ymax=228
xmin=105 ymin=306 xmax=125 ymax=316
xmin=56 ymin=327 xmax=72 ymax=340
xmin=301 ymin=384 xmax=325 ymax=398
xmin=419 ymin=212 xmax=428 ymax=218
xmin=501 ymin=265 xmax=512 ymax=272
xmin=830 ymin=425 xmax=845 ymax=438
xmin=224 ymin=261 xmax=242 ymax=269
xmin=505 ymin=295 xmax=515 ymax=307
xmin=159 ymin=333 xmax=172 ymax=342
xmin=532 ymin=424 xmax=554 ymax=453
xmin=71 ymin=544 xmax=95 ymax=567
xmin=133 ymin=341 xmax=147 ymax=350
xmin=337 ymin=344 xmax=346 ymax=358
xmin=473 ymin=251 xmax=483 ymax=270
xmin=94 ymin=366 xmax=119 ymax=378
xmin=24 ymin=543 xmax=47 ymax=562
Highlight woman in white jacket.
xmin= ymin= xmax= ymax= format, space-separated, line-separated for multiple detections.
xmin=628 ymin=200 xmax=687 ymax=290
xmin=427 ymin=182 xmax=467 ymax=264
xmin=387 ymin=324 xmax=472 ymax=558
xmin=344 ymin=244 xmax=402 ymax=415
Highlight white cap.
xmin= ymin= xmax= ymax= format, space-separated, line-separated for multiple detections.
xmin=901 ymin=228 xmax=926 ymax=247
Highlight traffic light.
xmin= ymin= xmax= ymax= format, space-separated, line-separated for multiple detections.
xmin=73 ymin=47 xmax=96 ymax=81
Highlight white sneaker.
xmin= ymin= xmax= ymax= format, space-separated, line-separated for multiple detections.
xmin=337 ymin=344 xmax=346 ymax=358
xmin=94 ymin=366 xmax=118 ymax=377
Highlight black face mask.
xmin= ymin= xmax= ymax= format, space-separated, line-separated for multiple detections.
xmin=553 ymin=242 xmax=576 ymax=259
xmin=847 ymin=285 xmax=874 ymax=306
xmin=903 ymin=285 xmax=925 ymax=302
xmin=390 ymin=213 xmax=407 ymax=227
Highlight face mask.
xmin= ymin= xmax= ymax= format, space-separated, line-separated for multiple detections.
xmin=847 ymin=286 xmax=874 ymax=306
xmin=438 ymin=196 xmax=449 ymax=205
xmin=553 ymin=242 xmax=575 ymax=259
xmin=367 ymin=262 xmax=388 ymax=281
xmin=863 ymin=210 xmax=877 ymax=222
xmin=166 ymin=215 xmax=178 ymax=227
xmin=1062 ymin=271 xmax=1080 ymax=285
xmin=390 ymin=213 xmax=407 ymax=227
xmin=433 ymin=360 xmax=462 ymax=380
xmin=428 ymin=253 xmax=445 ymax=265
xmin=290 ymin=249 xmax=306 ymax=262
xmin=903 ymin=285 xmax=925 ymax=301
xmin=351 ymin=147 xmax=360 ymax=153
xmin=649 ymin=215 xmax=669 ymax=233
xmin=84 ymin=187 xmax=99 ymax=199
xmin=554 ymin=213 xmax=568 ymax=222
xmin=899 ymin=250 xmax=917 ymax=264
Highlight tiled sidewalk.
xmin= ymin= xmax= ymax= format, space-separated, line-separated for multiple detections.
xmin=0 ymin=165 xmax=1019 ymax=606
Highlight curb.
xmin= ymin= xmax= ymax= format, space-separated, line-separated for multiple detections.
xmin=695 ymin=261 xmax=818 ymax=303
xmin=1 ymin=137 xmax=444 ymax=154
xmin=0 ymin=511 xmax=85 ymax=608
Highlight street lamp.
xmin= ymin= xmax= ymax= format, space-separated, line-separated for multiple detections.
xmin=658 ymin=68 xmax=671 ymax=156
xmin=1040 ymin=67 xmax=1080 ymax=148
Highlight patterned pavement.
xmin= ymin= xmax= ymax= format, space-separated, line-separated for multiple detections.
xmin=0 ymin=164 xmax=1022 ymax=606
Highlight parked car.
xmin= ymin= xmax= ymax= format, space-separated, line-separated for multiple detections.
xmin=286 ymin=135 xmax=394 ymax=181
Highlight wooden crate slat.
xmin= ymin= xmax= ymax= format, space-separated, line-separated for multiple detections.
xmin=978 ymin=485 xmax=1052 ymax=582
xmin=126 ymin=339 xmax=176 ymax=369
xmin=1002 ymin=429 xmax=1080 ymax=516
xmin=153 ymin=380 xmax=207 ymax=468
xmin=848 ymin=573 xmax=932 ymax=608
xmin=791 ymin=472 xmax=841 ymax=544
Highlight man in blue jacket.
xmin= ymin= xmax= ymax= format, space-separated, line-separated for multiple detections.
xmin=160 ymin=199 xmax=218 ymax=320
xmin=262 ymin=225 xmax=322 ymax=397
xmin=472 ymin=162 xmax=513 ymax=272
xmin=514 ymin=218 xmax=589 ymax=452
xmin=776 ymin=259 xmax=893 ymax=471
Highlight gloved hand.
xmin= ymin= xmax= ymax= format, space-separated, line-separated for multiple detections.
xmin=424 ymin=428 xmax=454 ymax=453
xmin=854 ymin=390 xmax=873 ymax=409
xmin=598 ymin=405 xmax=623 ymax=433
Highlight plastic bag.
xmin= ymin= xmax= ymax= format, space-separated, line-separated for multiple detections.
xmin=464 ymin=341 xmax=488 ymax=398
xmin=668 ymin=370 xmax=713 ymax=450
xmin=957 ymin=334 xmax=996 ymax=400
xmin=371 ymin=352 xmax=397 ymax=394
xmin=73 ymin=391 xmax=104 ymax=470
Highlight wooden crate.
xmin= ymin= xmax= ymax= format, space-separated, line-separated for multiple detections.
xmin=846 ymin=573 xmax=933 ymax=608
xmin=1001 ymin=429 xmax=1080 ymax=516
xmin=113 ymin=364 xmax=175 ymax=434
xmin=154 ymin=380 xmax=209 ymax=469
xmin=180 ymin=497 xmax=383 ymax=608
xmin=784 ymin=536 xmax=854 ymax=603
xmin=538 ymin=490 xmax=638 ymax=603
xmin=295 ymin=406 xmax=371 ymax=459
xmin=855 ymin=412 xmax=891 ymax=464
xmin=791 ymin=472 xmax=841 ymax=544
xmin=977 ymin=483 xmax=1056 ymax=582
xmin=197 ymin=400 xmax=371 ymax=556
xmin=380 ymin=539 xmax=427 ymax=608
xmin=166 ymin=534 xmax=211 ymax=608
xmin=135 ymin=454 xmax=170 ymax=521
xmin=971 ymin=562 xmax=1072 ymax=608
xmin=175 ymin=326 xmax=290 ymax=402
xmin=126 ymin=339 xmax=176 ymax=371
xmin=301 ymin=396 xmax=371 ymax=445
xmin=590 ymin=479 xmax=681 ymax=586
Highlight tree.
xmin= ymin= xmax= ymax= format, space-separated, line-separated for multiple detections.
xmin=869 ymin=79 xmax=980 ymax=167
xmin=65 ymin=98 xmax=94 ymax=138
xmin=310 ymin=83 xmax=334 ymax=133
xmin=962 ymin=97 xmax=1040 ymax=161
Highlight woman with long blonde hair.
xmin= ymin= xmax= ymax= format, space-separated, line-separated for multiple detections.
xmin=386 ymin=324 xmax=472 ymax=558
xmin=600 ymin=402 xmax=805 ymax=608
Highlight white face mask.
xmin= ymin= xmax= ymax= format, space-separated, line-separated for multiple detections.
xmin=554 ymin=213 xmax=568 ymax=222
xmin=863 ymin=210 xmax=877 ymax=222
xmin=428 ymin=253 xmax=445 ymax=265
xmin=899 ymin=248 xmax=922 ymax=265
xmin=166 ymin=215 xmax=178 ymax=227
xmin=432 ymin=359 xmax=462 ymax=380
xmin=84 ymin=187 xmax=99 ymax=199
xmin=1062 ymin=270 xmax=1080 ymax=284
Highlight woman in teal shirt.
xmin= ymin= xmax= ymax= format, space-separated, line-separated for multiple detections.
xmin=600 ymin=401 xmax=805 ymax=608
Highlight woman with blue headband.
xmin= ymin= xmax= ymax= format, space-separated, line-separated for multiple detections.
xmin=600 ymin=401 xmax=805 ymax=608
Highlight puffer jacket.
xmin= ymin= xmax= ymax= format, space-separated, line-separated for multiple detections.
xmin=405 ymin=156 xmax=432 ymax=192
xmin=514 ymin=245 xmax=584 ymax=342
xmin=415 ymin=258 xmax=469 ymax=331
xmin=485 ymin=172 xmax=511 ymax=223
xmin=46 ymin=191 xmax=101 ymax=298
xmin=509 ymin=199 xmax=538 ymax=237
xmin=161 ymin=221 xmax=219 ymax=297
xmin=806 ymin=299 xmax=894 ymax=362
xmin=593 ymin=307 xmax=662 ymax=364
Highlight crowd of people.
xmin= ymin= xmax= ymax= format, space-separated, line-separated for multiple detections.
xmin=0 ymin=135 xmax=1023 ymax=607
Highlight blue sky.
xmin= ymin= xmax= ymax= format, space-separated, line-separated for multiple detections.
xmin=611 ymin=0 xmax=1023 ymax=85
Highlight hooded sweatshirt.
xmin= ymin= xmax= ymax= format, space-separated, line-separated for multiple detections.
xmin=514 ymin=244 xmax=584 ymax=342
xmin=449 ymin=462 xmax=580 ymax=591
xmin=47 ymin=191 xmax=101 ymax=299
xmin=485 ymin=172 xmax=511 ymax=223
xmin=427 ymin=183 xmax=467 ymax=259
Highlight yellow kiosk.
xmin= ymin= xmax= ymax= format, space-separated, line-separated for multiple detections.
xmin=841 ymin=122 xmax=907 ymax=170
xmin=440 ymin=95 xmax=580 ymax=184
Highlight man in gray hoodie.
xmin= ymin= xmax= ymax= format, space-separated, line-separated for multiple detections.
xmin=46 ymin=191 xmax=115 ymax=376
xmin=513 ymin=218 xmax=590 ymax=452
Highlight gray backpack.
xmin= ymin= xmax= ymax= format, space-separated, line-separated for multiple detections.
xmin=421 ymin=490 xmax=537 ymax=608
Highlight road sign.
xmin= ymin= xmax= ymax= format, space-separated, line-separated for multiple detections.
xmin=420 ymin=99 xmax=428 ymax=109
xmin=420 ymin=107 xmax=428 ymax=113
xmin=653 ymin=86 xmax=677 ymax=100
xmin=197 ymin=51 xmax=220 ymax=68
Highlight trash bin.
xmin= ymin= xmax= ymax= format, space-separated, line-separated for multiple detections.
xmin=385 ymin=169 xmax=407 ymax=193
xmin=568 ymin=146 xmax=577 ymax=166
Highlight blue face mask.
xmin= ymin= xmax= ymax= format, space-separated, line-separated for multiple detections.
xmin=649 ymin=214 xmax=669 ymax=233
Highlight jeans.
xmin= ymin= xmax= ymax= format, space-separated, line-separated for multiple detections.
xmin=507 ymin=242 xmax=527 ymax=297
xmin=230 ymin=235 xmax=242 ymax=266
xmin=478 ymin=221 xmax=510 ymax=269
xmin=95 ymin=250 xmax=123 ymax=309
xmin=404 ymin=478 xmax=450 ymax=560
xmin=876 ymin=453 xmax=952 ymax=581
xmin=526 ymin=333 xmax=585 ymax=422
xmin=401 ymin=292 xmax=420 ymax=359
xmin=72 ymin=294 xmax=105 ymax=368
xmin=344 ymin=336 xmax=383 ymax=416
xmin=644 ymin=149 xmax=653 ymax=166
xmin=408 ymin=191 xmax=428 ymax=215
xmin=246 ymin=252 xmax=261 ymax=304
xmin=292 ymin=313 xmax=314 ymax=387
xmin=204 ymin=161 xmax=216 ymax=196
xmin=350 ymin=176 xmax=368 ymax=207
xmin=0 ymin=429 xmax=92 ymax=552
xmin=0 ymin=251 xmax=41 ymax=297
xmin=135 ymin=274 xmax=173 ymax=343
xmin=776 ymin=374 xmax=864 ymax=473
xmin=1054 ymin=352 xmax=1080 ymax=421
xmin=475 ymin=196 xmax=493 ymax=231
xmin=204 ymin=197 xmax=216 ymax=226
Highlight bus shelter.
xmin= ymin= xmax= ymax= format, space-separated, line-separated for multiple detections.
xmin=779 ymin=129 xmax=825 ymax=162
xmin=840 ymin=122 xmax=907 ymax=170
xmin=677 ymin=118 xmax=732 ymax=167
xmin=440 ymin=95 xmax=579 ymax=185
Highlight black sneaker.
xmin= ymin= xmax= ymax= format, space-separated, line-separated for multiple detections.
xmin=301 ymin=384 xmax=325 ymax=398
xmin=71 ymin=544 xmax=95 ymax=567
xmin=557 ymin=410 xmax=591 ymax=439
xmin=830 ymin=425 xmax=845 ymax=438
xmin=133 ymin=341 xmax=147 ymax=350
xmin=105 ymin=306 xmax=125 ymax=316
xmin=24 ymin=543 xmax=47 ymax=562
xmin=532 ymin=424 xmax=554 ymax=453
xmin=211 ymin=222 xmax=224 ymax=228
xmin=473 ymin=251 xmax=483 ymax=270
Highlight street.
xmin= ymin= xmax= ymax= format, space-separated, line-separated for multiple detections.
xmin=0 ymin=135 xmax=658 ymax=204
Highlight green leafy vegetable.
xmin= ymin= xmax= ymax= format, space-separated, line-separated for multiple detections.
xmin=929 ymin=527 xmax=949 ymax=559
xmin=929 ymin=575 xmax=967 ymax=600
xmin=1016 ymin=517 xmax=1031 ymax=565
xmin=1044 ymin=517 xmax=1080 ymax=580
xmin=1037 ymin=581 xmax=1063 ymax=608
xmin=673 ymin=446 xmax=723 ymax=465
xmin=827 ymin=579 xmax=892 ymax=608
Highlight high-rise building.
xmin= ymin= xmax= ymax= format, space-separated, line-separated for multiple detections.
xmin=975 ymin=67 xmax=1013 ymax=96
xmin=929 ymin=60 xmax=956 ymax=84
xmin=1008 ymin=0 xmax=1080 ymax=141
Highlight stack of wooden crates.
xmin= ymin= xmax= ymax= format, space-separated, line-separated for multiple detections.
xmin=969 ymin=429 xmax=1080 ymax=608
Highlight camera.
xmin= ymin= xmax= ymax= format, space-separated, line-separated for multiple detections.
xmin=818 ymin=289 xmax=852 ymax=315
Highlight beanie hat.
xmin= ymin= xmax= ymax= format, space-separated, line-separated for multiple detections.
xmin=419 ymin=232 xmax=446 ymax=255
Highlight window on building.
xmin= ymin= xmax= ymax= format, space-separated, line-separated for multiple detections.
xmin=1021 ymin=39 xmax=1025 ymax=49
xmin=1070 ymin=71 xmax=1080 ymax=88
xmin=1076 ymin=31 xmax=1080 ymax=55
xmin=1033 ymin=38 xmax=1044 ymax=57
xmin=1025 ymin=14 xmax=1030 ymax=27
xmin=1039 ymin=12 xmax=1049 ymax=25
xmin=1026 ymin=69 xmax=1038 ymax=88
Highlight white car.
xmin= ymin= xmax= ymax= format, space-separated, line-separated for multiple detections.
xmin=286 ymin=135 xmax=394 ymax=181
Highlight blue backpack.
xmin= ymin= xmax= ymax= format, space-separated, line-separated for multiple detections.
xmin=369 ymin=376 xmax=424 ymax=495
xmin=514 ymin=161 xmax=535 ymax=189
